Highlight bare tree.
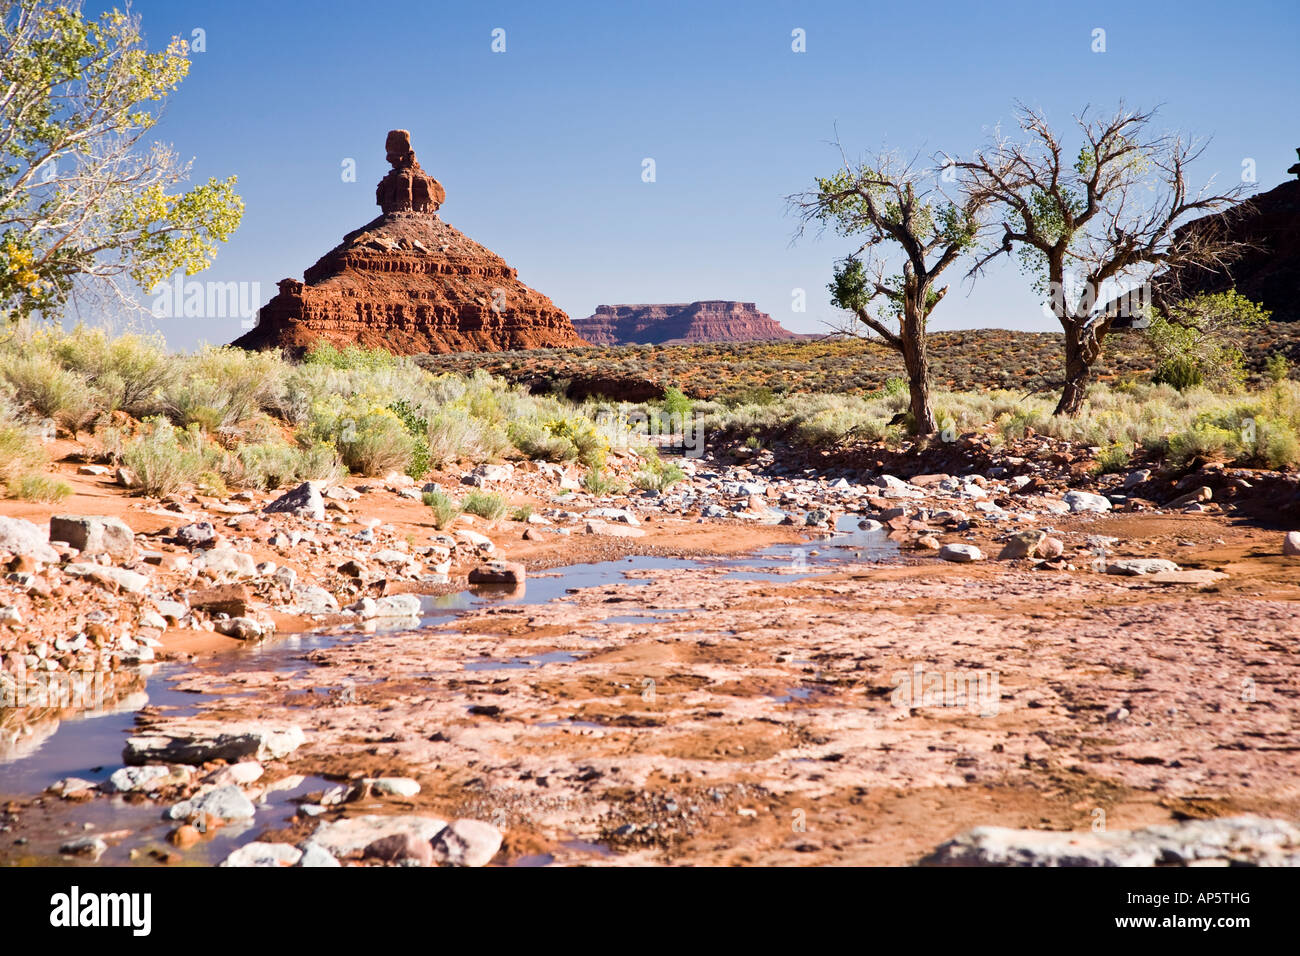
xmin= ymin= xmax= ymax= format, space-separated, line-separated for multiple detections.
xmin=793 ymin=149 xmax=986 ymax=435
xmin=957 ymin=103 xmax=1246 ymax=416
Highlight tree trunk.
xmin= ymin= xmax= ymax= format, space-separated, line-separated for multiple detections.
xmin=1054 ymin=324 xmax=1091 ymax=416
xmin=901 ymin=307 xmax=937 ymax=434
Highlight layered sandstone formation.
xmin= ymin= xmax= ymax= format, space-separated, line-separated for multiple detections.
xmin=233 ymin=130 xmax=585 ymax=355
xmin=1152 ymin=163 xmax=1300 ymax=323
xmin=573 ymin=301 xmax=803 ymax=345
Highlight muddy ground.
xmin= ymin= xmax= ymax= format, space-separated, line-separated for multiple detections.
xmin=2 ymin=452 xmax=1299 ymax=866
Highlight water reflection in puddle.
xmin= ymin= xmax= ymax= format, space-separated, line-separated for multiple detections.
xmin=0 ymin=530 xmax=898 ymax=864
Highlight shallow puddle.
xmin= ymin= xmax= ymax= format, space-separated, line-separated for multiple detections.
xmin=0 ymin=527 xmax=895 ymax=865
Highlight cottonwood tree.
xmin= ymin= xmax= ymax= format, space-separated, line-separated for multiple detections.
xmin=0 ymin=1 xmax=243 ymax=321
xmin=957 ymin=104 xmax=1245 ymax=416
xmin=794 ymin=151 xmax=985 ymax=434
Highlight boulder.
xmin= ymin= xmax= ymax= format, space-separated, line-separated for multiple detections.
xmin=64 ymin=563 xmax=149 ymax=595
xmin=430 ymin=819 xmax=503 ymax=867
xmin=365 ymin=832 xmax=434 ymax=866
xmin=263 ymin=481 xmax=326 ymax=522
xmin=1063 ymin=490 xmax=1112 ymax=513
xmin=1106 ymin=558 xmax=1181 ymax=576
xmin=49 ymin=515 xmax=135 ymax=558
xmin=997 ymin=530 xmax=1045 ymax=561
xmin=1283 ymin=531 xmax=1300 ymax=557
xmin=922 ymin=816 xmax=1300 ymax=867
xmin=312 ymin=814 xmax=447 ymax=857
xmin=198 ymin=548 xmax=258 ymax=578
xmin=123 ymin=721 xmax=306 ymax=766
xmin=220 ymin=842 xmax=302 ymax=867
xmin=188 ymin=583 xmax=251 ymax=617
xmin=939 ymin=543 xmax=983 ymax=563
xmin=0 ymin=516 xmax=61 ymax=563
xmin=468 ymin=561 xmax=526 ymax=585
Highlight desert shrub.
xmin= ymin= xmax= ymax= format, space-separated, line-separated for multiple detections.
xmin=303 ymin=396 xmax=414 ymax=476
xmin=122 ymin=418 xmax=211 ymax=496
xmin=165 ymin=347 xmax=288 ymax=433
xmin=422 ymin=490 xmax=461 ymax=530
xmin=1145 ymin=291 xmax=1269 ymax=392
xmin=728 ymin=385 xmax=778 ymax=406
xmin=582 ymin=465 xmax=624 ymax=496
xmin=0 ymin=416 xmax=46 ymax=492
xmin=1091 ymin=443 xmax=1132 ymax=476
xmin=462 ymin=490 xmax=508 ymax=521
xmin=660 ymin=390 xmax=691 ymax=418
xmin=1164 ymin=422 xmax=1242 ymax=468
xmin=425 ymin=407 xmax=510 ymax=468
xmin=0 ymin=351 xmax=96 ymax=431
xmin=12 ymin=473 xmax=72 ymax=502
xmin=507 ymin=420 xmax=573 ymax=461
xmin=1152 ymin=356 xmax=1203 ymax=391
xmin=302 ymin=342 xmax=397 ymax=371
xmin=633 ymin=449 xmax=686 ymax=492
xmin=387 ymin=400 xmax=432 ymax=479
xmin=881 ymin=376 xmax=908 ymax=397
xmin=510 ymin=504 xmax=534 ymax=522
xmin=48 ymin=325 xmax=173 ymax=416
xmin=92 ymin=422 xmax=127 ymax=463
xmin=544 ymin=416 xmax=608 ymax=469
xmin=1266 ymin=352 xmax=1291 ymax=384
xmin=229 ymin=440 xmax=339 ymax=490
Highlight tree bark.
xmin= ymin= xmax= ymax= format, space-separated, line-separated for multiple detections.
xmin=1054 ymin=323 xmax=1092 ymax=416
xmin=901 ymin=307 xmax=937 ymax=433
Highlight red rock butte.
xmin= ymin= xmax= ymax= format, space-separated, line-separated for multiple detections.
xmin=232 ymin=130 xmax=586 ymax=356
xmin=573 ymin=301 xmax=808 ymax=345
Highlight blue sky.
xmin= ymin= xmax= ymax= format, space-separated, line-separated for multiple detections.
xmin=82 ymin=0 xmax=1300 ymax=349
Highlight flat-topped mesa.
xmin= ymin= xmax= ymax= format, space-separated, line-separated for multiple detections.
xmin=574 ymin=300 xmax=807 ymax=345
xmin=232 ymin=130 xmax=585 ymax=356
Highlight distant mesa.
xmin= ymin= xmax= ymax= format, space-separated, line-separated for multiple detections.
xmin=232 ymin=130 xmax=586 ymax=356
xmin=1148 ymin=152 xmax=1300 ymax=324
xmin=573 ymin=301 xmax=809 ymax=345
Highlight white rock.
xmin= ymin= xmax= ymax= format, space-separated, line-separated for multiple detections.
xmin=939 ymin=543 xmax=983 ymax=563
xmin=1063 ymin=490 xmax=1112 ymax=513
xmin=312 ymin=814 xmax=447 ymax=856
xmin=220 ymin=841 xmax=302 ymax=867
xmin=430 ymin=819 xmax=503 ymax=867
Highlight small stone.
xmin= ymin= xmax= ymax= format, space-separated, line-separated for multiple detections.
xmin=169 ymin=825 xmax=202 ymax=849
xmin=295 ymin=841 xmax=340 ymax=867
xmin=367 ymin=776 xmax=421 ymax=798
xmin=364 ymin=832 xmax=434 ymax=866
xmin=175 ymin=521 xmax=218 ymax=548
xmin=1283 ymin=532 xmax=1300 ymax=558
xmin=49 ymin=514 xmax=135 ymax=558
xmin=1038 ymin=537 xmax=1065 ymax=559
xmin=105 ymin=764 xmax=171 ymax=793
xmin=1106 ymin=558 xmax=1181 ymax=576
xmin=431 ymin=819 xmax=503 ymax=867
xmin=214 ymin=616 xmax=265 ymax=641
xmin=1063 ymin=490 xmax=1112 ymax=513
xmin=264 ymin=481 xmax=326 ymax=521
xmin=189 ymin=583 xmax=251 ymax=617
xmin=187 ymin=784 xmax=257 ymax=823
xmin=997 ymin=530 xmax=1045 ymax=561
xmin=60 ymin=835 xmax=107 ymax=859
xmin=220 ymin=841 xmax=302 ymax=867
xmin=468 ymin=560 xmax=525 ymax=585
xmin=939 ymin=543 xmax=983 ymax=563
